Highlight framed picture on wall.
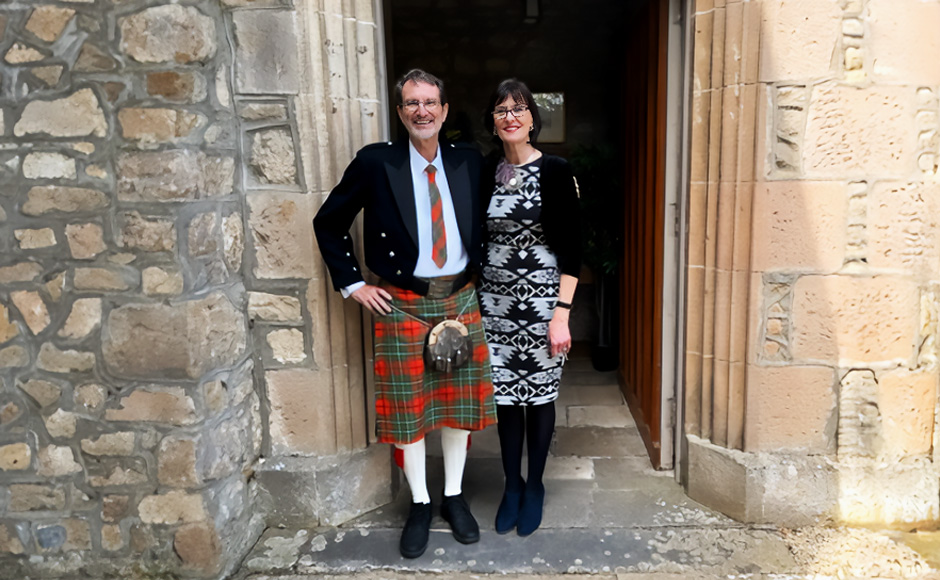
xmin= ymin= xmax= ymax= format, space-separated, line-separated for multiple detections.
xmin=533 ymin=92 xmax=565 ymax=143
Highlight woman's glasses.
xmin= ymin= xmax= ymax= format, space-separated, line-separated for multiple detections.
xmin=492 ymin=105 xmax=529 ymax=120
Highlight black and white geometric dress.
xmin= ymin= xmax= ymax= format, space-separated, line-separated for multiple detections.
xmin=479 ymin=159 xmax=564 ymax=406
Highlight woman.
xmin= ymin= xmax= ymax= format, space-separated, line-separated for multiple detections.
xmin=478 ymin=79 xmax=581 ymax=536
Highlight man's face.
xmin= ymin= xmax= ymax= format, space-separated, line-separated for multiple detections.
xmin=397 ymin=80 xmax=449 ymax=144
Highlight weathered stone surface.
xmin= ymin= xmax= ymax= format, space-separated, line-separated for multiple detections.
xmin=45 ymin=272 xmax=65 ymax=302
xmin=0 ymin=522 xmax=26 ymax=555
xmin=0 ymin=402 xmax=22 ymax=425
xmin=75 ymin=383 xmax=107 ymax=410
xmin=37 ymin=343 xmax=95 ymax=373
xmin=142 ymin=267 xmax=184 ymax=296
xmin=120 ymin=211 xmax=176 ymax=252
xmin=203 ymin=380 xmax=226 ymax=414
xmin=174 ymin=522 xmax=221 ymax=573
xmin=32 ymin=65 xmax=63 ymax=87
xmin=869 ymin=0 xmax=940 ymax=85
xmin=248 ymin=192 xmax=316 ymax=279
xmin=240 ymin=103 xmax=288 ymax=121
xmin=232 ymin=11 xmax=300 ymax=94
xmin=101 ymin=524 xmax=123 ymax=551
xmin=65 ymin=223 xmax=106 ymax=260
xmin=0 ymin=304 xmax=17 ymax=344
xmin=74 ymin=43 xmax=116 ymax=72
xmin=26 ymin=6 xmax=75 ymax=42
xmin=792 ymin=276 xmax=920 ymax=365
xmin=102 ymin=495 xmax=129 ymax=522
xmin=117 ymin=150 xmax=234 ymax=202
xmin=105 ymin=387 xmax=197 ymax=425
xmin=81 ymin=432 xmax=135 ymax=456
xmin=266 ymin=369 xmax=336 ymax=455
xmin=0 ymin=346 xmax=29 ymax=368
xmin=15 ymin=228 xmax=57 ymax=249
xmin=118 ymin=108 xmax=203 ymax=143
xmin=839 ymin=458 xmax=939 ymax=527
xmin=268 ymin=328 xmax=306 ymax=364
xmin=103 ymin=294 xmax=246 ymax=379
xmin=138 ymin=490 xmax=206 ymax=524
xmin=11 ymin=290 xmax=50 ymax=334
xmin=147 ymin=71 xmax=206 ymax=102
xmin=759 ymin=0 xmax=842 ymax=81
xmin=59 ymin=298 xmax=101 ymax=339
xmin=0 ymin=262 xmax=43 ymax=284
xmin=120 ymin=5 xmax=217 ymax=64
xmin=804 ymin=83 xmax=915 ymax=178
xmin=868 ymin=182 xmax=940 ymax=275
xmin=22 ymin=186 xmax=108 ymax=215
xmin=15 ymin=89 xmax=107 ymax=138
xmin=250 ymin=129 xmax=297 ymax=185
xmin=37 ymin=445 xmax=82 ymax=476
xmin=87 ymin=460 xmax=147 ymax=487
xmin=41 ymin=519 xmax=91 ymax=551
xmin=248 ymin=292 xmax=302 ymax=322
xmin=0 ymin=443 xmax=31 ymax=471
xmin=223 ymin=213 xmax=244 ymax=272
xmin=878 ymin=369 xmax=937 ymax=457
xmin=86 ymin=164 xmax=108 ymax=179
xmin=745 ymin=365 xmax=837 ymax=453
xmin=45 ymin=409 xmax=77 ymax=439
xmin=5 ymin=43 xmax=45 ymax=64
xmin=9 ymin=484 xmax=66 ymax=511
xmin=158 ymin=437 xmax=199 ymax=487
xmin=73 ymin=268 xmax=132 ymax=291
xmin=23 ymin=152 xmax=76 ymax=179
xmin=188 ymin=212 xmax=218 ymax=256
xmin=19 ymin=379 xmax=61 ymax=407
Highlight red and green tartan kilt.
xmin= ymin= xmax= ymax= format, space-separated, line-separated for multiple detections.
xmin=373 ymin=281 xmax=497 ymax=445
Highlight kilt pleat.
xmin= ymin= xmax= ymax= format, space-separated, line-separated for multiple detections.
xmin=373 ymin=281 xmax=497 ymax=444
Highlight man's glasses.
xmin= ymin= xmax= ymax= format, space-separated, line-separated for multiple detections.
xmin=492 ymin=105 xmax=529 ymax=120
xmin=400 ymin=99 xmax=441 ymax=112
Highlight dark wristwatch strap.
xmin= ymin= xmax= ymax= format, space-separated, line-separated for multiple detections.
xmin=556 ymin=300 xmax=572 ymax=310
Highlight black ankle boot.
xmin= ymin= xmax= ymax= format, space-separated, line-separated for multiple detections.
xmin=399 ymin=501 xmax=432 ymax=558
xmin=440 ymin=493 xmax=480 ymax=544
xmin=516 ymin=483 xmax=545 ymax=536
xmin=495 ymin=480 xmax=525 ymax=534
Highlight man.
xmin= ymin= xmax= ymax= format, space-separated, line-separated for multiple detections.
xmin=313 ymin=69 xmax=497 ymax=558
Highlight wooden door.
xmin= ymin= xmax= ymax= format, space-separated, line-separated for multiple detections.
xmin=620 ymin=0 xmax=669 ymax=468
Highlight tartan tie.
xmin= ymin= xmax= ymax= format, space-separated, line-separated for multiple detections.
xmin=426 ymin=164 xmax=447 ymax=268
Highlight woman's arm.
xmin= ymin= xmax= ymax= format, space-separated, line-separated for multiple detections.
xmin=548 ymin=273 xmax=579 ymax=357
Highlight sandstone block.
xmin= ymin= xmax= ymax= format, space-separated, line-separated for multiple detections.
xmin=87 ymin=459 xmax=147 ymax=487
xmin=142 ymin=267 xmax=184 ymax=296
xmin=158 ymin=437 xmax=199 ymax=487
xmin=0 ymin=304 xmax=18 ymax=344
xmin=36 ymin=519 xmax=90 ymax=551
xmin=868 ymin=182 xmax=940 ymax=275
xmin=73 ymin=267 xmax=133 ymax=291
xmin=315 ymin=445 xmax=396 ymax=526
xmin=240 ymin=103 xmax=288 ymax=121
xmin=103 ymin=293 xmax=246 ymax=379
xmin=791 ymin=276 xmax=919 ymax=365
xmin=5 ymin=43 xmax=45 ymax=64
xmin=102 ymin=495 xmax=129 ymax=522
xmin=147 ymin=71 xmax=206 ymax=102
xmin=81 ymin=432 xmax=135 ymax=456
xmin=0 ymin=443 xmax=31 ymax=471
xmin=804 ymin=83 xmax=915 ymax=178
xmin=117 ymin=150 xmax=234 ymax=202
xmin=174 ymin=522 xmax=221 ymax=574
xmin=203 ymin=380 xmax=226 ymax=414
xmin=118 ymin=107 xmax=204 ymax=143
xmin=120 ymin=211 xmax=176 ymax=252
xmin=759 ymin=0 xmax=842 ymax=82
xmin=15 ymin=228 xmax=57 ymax=249
xmin=26 ymin=6 xmax=75 ymax=42
xmin=44 ymin=409 xmax=77 ymax=439
xmin=74 ymin=383 xmax=107 ymax=410
xmin=65 ymin=223 xmax=106 ymax=260
xmin=223 ymin=213 xmax=244 ymax=272
xmin=0 ymin=262 xmax=42 ymax=284
xmin=839 ymin=459 xmax=939 ymax=527
xmin=267 ymin=328 xmax=306 ymax=364
xmin=75 ymin=43 xmax=116 ymax=72
xmin=248 ymin=192 xmax=316 ymax=279
xmin=23 ymin=186 xmax=108 ymax=215
xmin=249 ymin=128 xmax=297 ymax=185
xmin=0 ymin=401 xmax=22 ymax=425
xmin=45 ymin=272 xmax=65 ymax=302
xmin=120 ymin=5 xmax=216 ymax=64
xmin=9 ymin=484 xmax=66 ymax=511
xmin=878 ymin=369 xmax=937 ymax=457
xmin=101 ymin=524 xmax=123 ymax=551
xmin=188 ymin=212 xmax=218 ymax=256
xmin=15 ymin=89 xmax=107 ymax=138
xmin=232 ymin=11 xmax=300 ymax=94
xmin=11 ymin=290 xmax=50 ymax=334
xmin=0 ymin=523 xmax=25 ymax=555
xmin=249 ymin=292 xmax=302 ymax=322
xmin=19 ymin=379 xmax=61 ymax=407
xmin=32 ymin=64 xmax=63 ymax=87
xmin=138 ymin=490 xmax=206 ymax=524
xmin=37 ymin=343 xmax=95 ymax=373
xmin=869 ymin=0 xmax=940 ymax=85
xmin=0 ymin=346 xmax=29 ymax=368
xmin=744 ymin=364 xmax=837 ymax=452
xmin=105 ymin=387 xmax=196 ymax=425
xmin=59 ymin=298 xmax=102 ymax=339
xmin=37 ymin=445 xmax=81 ymax=477
xmin=267 ymin=369 xmax=336 ymax=455
xmin=23 ymin=152 xmax=76 ymax=179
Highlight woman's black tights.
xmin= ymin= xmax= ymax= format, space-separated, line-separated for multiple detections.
xmin=496 ymin=402 xmax=556 ymax=493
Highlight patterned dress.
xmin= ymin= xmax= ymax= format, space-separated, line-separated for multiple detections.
xmin=479 ymin=159 xmax=564 ymax=406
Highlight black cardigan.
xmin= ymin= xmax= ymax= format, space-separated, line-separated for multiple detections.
xmin=481 ymin=153 xmax=582 ymax=278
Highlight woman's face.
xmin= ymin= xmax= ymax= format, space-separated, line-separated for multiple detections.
xmin=493 ymin=95 xmax=531 ymax=146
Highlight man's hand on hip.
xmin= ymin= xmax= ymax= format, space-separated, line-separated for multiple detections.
xmin=351 ymin=284 xmax=394 ymax=315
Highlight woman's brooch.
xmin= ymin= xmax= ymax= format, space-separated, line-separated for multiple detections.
xmin=495 ymin=159 xmax=523 ymax=191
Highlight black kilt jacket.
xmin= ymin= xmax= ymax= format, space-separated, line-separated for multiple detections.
xmin=313 ymin=139 xmax=485 ymax=292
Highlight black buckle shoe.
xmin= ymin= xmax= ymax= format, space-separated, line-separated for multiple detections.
xmin=400 ymin=501 xmax=432 ymax=558
xmin=440 ymin=493 xmax=480 ymax=544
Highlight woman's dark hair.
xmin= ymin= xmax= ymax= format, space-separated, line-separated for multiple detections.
xmin=483 ymin=78 xmax=542 ymax=143
xmin=395 ymin=69 xmax=447 ymax=105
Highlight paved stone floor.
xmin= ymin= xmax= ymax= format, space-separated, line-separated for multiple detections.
xmin=238 ymin=351 xmax=940 ymax=580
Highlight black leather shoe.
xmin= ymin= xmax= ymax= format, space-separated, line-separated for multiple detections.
xmin=440 ymin=493 xmax=480 ymax=544
xmin=400 ymin=501 xmax=432 ymax=558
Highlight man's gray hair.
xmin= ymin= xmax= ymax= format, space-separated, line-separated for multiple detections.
xmin=394 ymin=69 xmax=447 ymax=105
